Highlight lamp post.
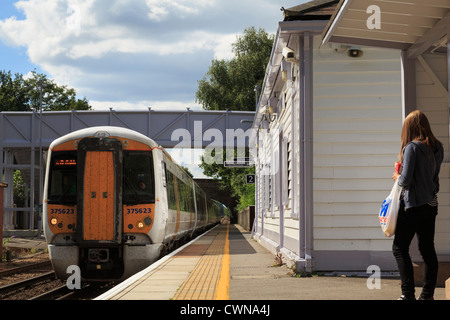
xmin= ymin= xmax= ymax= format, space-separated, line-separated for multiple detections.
xmin=37 ymin=81 xmax=44 ymax=237
xmin=254 ymin=85 xmax=260 ymax=110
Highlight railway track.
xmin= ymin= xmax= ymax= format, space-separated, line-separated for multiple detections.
xmin=0 ymin=271 xmax=64 ymax=299
xmin=0 ymin=270 xmax=116 ymax=300
xmin=30 ymin=283 xmax=74 ymax=300
xmin=0 ymin=261 xmax=52 ymax=278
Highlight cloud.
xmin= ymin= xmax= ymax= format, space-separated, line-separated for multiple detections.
xmin=145 ymin=0 xmax=214 ymax=21
xmin=0 ymin=0 xmax=294 ymax=109
xmin=90 ymin=99 xmax=202 ymax=111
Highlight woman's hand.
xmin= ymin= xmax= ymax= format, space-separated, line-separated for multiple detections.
xmin=392 ymin=172 xmax=400 ymax=181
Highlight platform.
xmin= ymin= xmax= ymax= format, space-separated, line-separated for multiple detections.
xmin=2 ymin=235 xmax=47 ymax=250
xmin=95 ymin=224 xmax=447 ymax=300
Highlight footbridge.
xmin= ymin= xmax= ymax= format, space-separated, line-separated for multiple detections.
xmin=0 ymin=109 xmax=255 ymax=232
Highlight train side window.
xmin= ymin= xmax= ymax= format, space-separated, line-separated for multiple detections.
xmin=123 ymin=151 xmax=155 ymax=205
xmin=165 ymin=168 xmax=177 ymax=211
xmin=48 ymin=152 xmax=77 ymax=205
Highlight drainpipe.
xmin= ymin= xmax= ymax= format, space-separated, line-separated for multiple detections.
xmin=303 ymin=32 xmax=314 ymax=273
xmin=298 ymin=33 xmax=314 ymax=273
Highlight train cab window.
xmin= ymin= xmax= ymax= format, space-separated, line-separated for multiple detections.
xmin=123 ymin=151 xmax=155 ymax=205
xmin=48 ymin=152 xmax=77 ymax=205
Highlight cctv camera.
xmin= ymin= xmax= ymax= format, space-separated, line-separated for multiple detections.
xmin=282 ymin=47 xmax=296 ymax=61
xmin=282 ymin=47 xmax=298 ymax=64
xmin=282 ymin=47 xmax=295 ymax=59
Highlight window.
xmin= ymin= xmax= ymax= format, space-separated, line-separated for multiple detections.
xmin=195 ymin=185 xmax=206 ymax=220
xmin=165 ymin=167 xmax=177 ymax=211
xmin=123 ymin=151 xmax=155 ymax=205
xmin=178 ymin=178 xmax=194 ymax=213
xmin=48 ymin=151 xmax=77 ymax=205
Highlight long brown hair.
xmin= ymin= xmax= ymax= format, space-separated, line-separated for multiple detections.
xmin=399 ymin=110 xmax=442 ymax=162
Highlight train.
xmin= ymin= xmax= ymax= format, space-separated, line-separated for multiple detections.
xmin=43 ymin=126 xmax=225 ymax=281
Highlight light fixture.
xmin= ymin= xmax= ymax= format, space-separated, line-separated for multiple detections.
xmin=94 ymin=131 xmax=110 ymax=138
xmin=281 ymin=60 xmax=291 ymax=82
xmin=263 ymin=106 xmax=276 ymax=122
xmin=347 ymin=46 xmax=363 ymax=58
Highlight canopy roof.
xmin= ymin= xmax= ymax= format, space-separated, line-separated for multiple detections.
xmin=322 ymin=0 xmax=450 ymax=57
xmin=282 ymin=0 xmax=339 ymax=21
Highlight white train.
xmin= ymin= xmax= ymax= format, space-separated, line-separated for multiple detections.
xmin=43 ymin=126 xmax=224 ymax=281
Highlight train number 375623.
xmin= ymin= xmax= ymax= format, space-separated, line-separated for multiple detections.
xmin=126 ymin=208 xmax=152 ymax=214
xmin=50 ymin=208 xmax=75 ymax=214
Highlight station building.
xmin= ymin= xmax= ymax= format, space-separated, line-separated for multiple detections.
xmin=250 ymin=0 xmax=450 ymax=273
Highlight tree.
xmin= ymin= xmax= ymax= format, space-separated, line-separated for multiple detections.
xmin=199 ymin=149 xmax=255 ymax=212
xmin=0 ymin=70 xmax=91 ymax=112
xmin=0 ymin=71 xmax=29 ymax=111
xmin=196 ymin=27 xmax=273 ymax=111
xmin=196 ymin=27 xmax=273 ymax=211
xmin=1 ymin=70 xmax=91 ymax=209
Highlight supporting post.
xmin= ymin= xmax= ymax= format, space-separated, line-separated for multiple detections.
xmin=401 ymin=50 xmax=417 ymax=119
xmin=447 ymin=24 xmax=450 ymax=162
xmin=298 ymin=34 xmax=306 ymax=261
xmin=448 ymin=24 xmax=450 ymax=128
xmin=0 ymin=183 xmax=7 ymax=260
xmin=30 ymin=113 xmax=35 ymax=230
xmin=279 ymin=133 xmax=284 ymax=249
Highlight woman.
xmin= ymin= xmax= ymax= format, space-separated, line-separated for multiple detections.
xmin=392 ymin=110 xmax=443 ymax=300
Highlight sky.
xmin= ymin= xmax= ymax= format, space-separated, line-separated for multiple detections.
xmin=0 ymin=0 xmax=306 ymax=111
xmin=0 ymin=0 xmax=307 ymax=177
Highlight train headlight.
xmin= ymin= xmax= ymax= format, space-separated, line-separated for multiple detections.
xmin=51 ymin=218 xmax=58 ymax=226
xmin=137 ymin=221 xmax=144 ymax=229
xmin=94 ymin=130 xmax=110 ymax=138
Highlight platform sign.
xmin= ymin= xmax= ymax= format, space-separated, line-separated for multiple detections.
xmin=246 ymin=174 xmax=255 ymax=184
xmin=224 ymin=157 xmax=255 ymax=168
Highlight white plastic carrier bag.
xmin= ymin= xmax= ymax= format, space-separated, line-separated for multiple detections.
xmin=378 ymin=181 xmax=401 ymax=237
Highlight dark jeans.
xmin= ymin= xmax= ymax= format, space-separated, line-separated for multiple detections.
xmin=392 ymin=202 xmax=438 ymax=299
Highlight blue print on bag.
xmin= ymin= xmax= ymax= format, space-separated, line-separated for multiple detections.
xmin=379 ymin=198 xmax=391 ymax=226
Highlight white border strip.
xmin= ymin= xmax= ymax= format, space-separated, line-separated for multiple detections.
xmin=94 ymin=225 xmax=219 ymax=300
xmin=321 ymin=0 xmax=352 ymax=45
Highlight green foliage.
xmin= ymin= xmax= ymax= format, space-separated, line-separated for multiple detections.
xmin=1 ymin=70 xmax=91 ymax=213
xmin=0 ymin=71 xmax=29 ymax=111
xmin=13 ymin=170 xmax=27 ymax=207
xmin=0 ymin=70 xmax=91 ymax=112
xmin=2 ymin=237 xmax=12 ymax=261
xmin=196 ymin=27 xmax=274 ymax=111
xmin=200 ymin=148 xmax=255 ymax=211
xmin=197 ymin=27 xmax=273 ymax=211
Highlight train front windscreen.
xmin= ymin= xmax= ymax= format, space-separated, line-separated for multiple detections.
xmin=48 ymin=152 xmax=78 ymax=205
xmin=123 ymin=151 xmax=155 ymax=205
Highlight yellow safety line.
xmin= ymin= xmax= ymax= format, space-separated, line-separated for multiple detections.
xmin=215 ymin=224 xmax=230 ymax=300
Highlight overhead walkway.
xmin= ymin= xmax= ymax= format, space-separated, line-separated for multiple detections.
xmin=0 ymin=109 xmax=255 ymax=231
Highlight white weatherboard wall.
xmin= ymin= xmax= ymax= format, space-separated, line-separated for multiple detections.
xmin=255 ymin=34 xmax=450 ymax=271
xmin=257 ymin=42 xmax=300 ymax=258
xmin=414 ymin=53 xmax=450 ymax=258
xmin=312 ymin=36 xmax=403 ymax=270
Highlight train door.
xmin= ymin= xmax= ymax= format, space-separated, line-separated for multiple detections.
xmin=83 ymin=151 xmax=115 ymax=240
xmin=77 ymin=137 xmax=123 ymax=243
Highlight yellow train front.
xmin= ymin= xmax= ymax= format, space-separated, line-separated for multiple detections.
xmin=43 ymin=126 xmax=223 ymax=281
